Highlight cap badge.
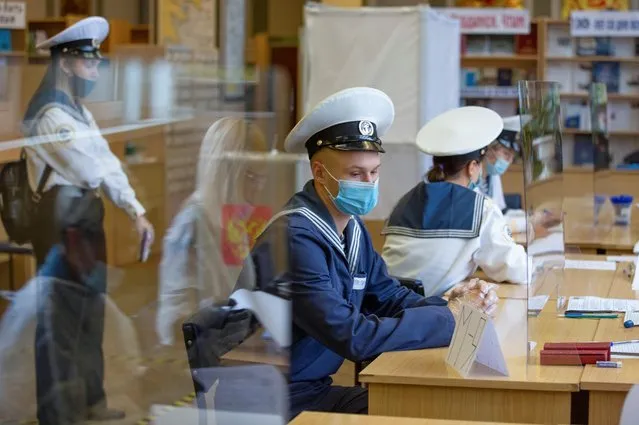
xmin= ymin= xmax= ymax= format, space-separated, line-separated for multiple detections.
xmin=358 ymin=120 xmax=374 ymax=136
xmin=92 ymin=38 xmax=100 ymax=49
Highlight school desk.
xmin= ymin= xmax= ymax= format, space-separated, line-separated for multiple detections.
xmin=221 ymin=330 xmax=288 ymax=369
xmin=359 ymin=296 xmax=599 ymax=424
xmin=289 ymin=412 xmax=538 ymax=425
xmin=580 ymin=265 xmax=639 ymax=425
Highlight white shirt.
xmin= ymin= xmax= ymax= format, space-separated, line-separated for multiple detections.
xmin=383 ymin=193 xmax=527 ymax=297
xmin=25 ymin=104 xmax=145 ymax=219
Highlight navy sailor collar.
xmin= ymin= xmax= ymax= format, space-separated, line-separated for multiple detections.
xmin=383 ymin=181 xmax=484 ymax=239
xmin=22 ymin=88 xmax=90 ymax=136
xmin=264 ymin=180 xmax=363 ymax=275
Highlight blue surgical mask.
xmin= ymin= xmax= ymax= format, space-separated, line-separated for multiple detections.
xmin=486 ymin=157 xmax=511 ymax=176
xmin=322 ymin=165 xmax=379 ymax=216
xmin=468 ymin=168 xmax=483 ymax=191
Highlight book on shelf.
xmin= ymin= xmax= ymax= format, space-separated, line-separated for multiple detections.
xmin=515 ymin=25 xmax=537 ymax=54
xmin=575 ymin=37 xmax=612 ymax=56
xmin=546 ymin=63 xmax=572 ymax=93
xmin=547 ymin=25 xmax=573 ymax=57
xmin=592 ymin=61 xmax=620 ymax=93
xmin=573 ymin=63 xmax=592 ymax=93
xmin=573 ymin=134 xmax=594 ymax=165
xmin=464 ymin=35 xmax=491 ymax=55
xmin=563 ymin=101 xmax=588 ymax=130
xmin=0 ymin=30 xmax=11 ymax=52
xmin=620 ymin=63 xmax=639 ymax=94
xmin=490 ymin=35 xmax=515 ymax=55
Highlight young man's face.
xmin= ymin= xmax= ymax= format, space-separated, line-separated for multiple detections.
xmin=486 ymin=143 xmax=515 ymax=165
xmin=312 ymin=149 xmax=381 ymax=197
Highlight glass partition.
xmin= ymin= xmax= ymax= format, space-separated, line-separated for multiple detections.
xmin=518 ymin=81 xmax=570 ymax=368
xmin=0 ymin=48 xmax=296 ymax=424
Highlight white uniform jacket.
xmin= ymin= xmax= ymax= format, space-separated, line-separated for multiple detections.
xmin=479 ymin=174 xmax=526 ymax=234
xmin=382 ymin=181 xmax=527 ymax=297
xmin=22 ymin=89 xmax=144 ymax=219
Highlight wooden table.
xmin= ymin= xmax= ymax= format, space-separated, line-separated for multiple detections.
xmin=221 ymin=330 xmax=288 ymax=369
xmin=360 ymin=262 xmax=617 ymax=424
xmin=580 ymin=263 xmax=639 ymax=425
xmin=290 ymin=412 xmax=537 ymax=425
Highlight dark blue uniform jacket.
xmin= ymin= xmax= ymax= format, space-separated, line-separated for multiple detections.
xmin=246 ymin=181 xmax=455 ymax=416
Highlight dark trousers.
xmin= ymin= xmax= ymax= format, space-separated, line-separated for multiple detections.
xmin=290 ymin=382 xmax=368 ymax=420
xmin=32 ymin=186 xmax=107 ymax=425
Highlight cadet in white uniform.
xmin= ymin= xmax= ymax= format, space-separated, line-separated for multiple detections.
xmin=22 ymin=16 xmax=154 ymax=266
xmin=480 ymin=115 xmax=560 ymax=237
xmin=382 ymin=107 xmax=528 ymax=297
xmin=21 ymin=17 xmax=153 ymax=422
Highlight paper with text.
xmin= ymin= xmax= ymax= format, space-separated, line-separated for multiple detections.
xmin=564 ymin=259 xmax=616 ymax=271
xmin=566 ymin=296 xmax=639 ymax=313
xmin=528 ymin=295 xmax=549 ymax=312
xmin=446 ymin=303 xmax=509 ymax=377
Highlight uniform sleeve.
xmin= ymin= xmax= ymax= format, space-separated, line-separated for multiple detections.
xmin=364 ymin=240 xmax=448 ymax=318
xmin=473 ymin=201 xmax=528 ymax=285
xmin=98 ymin=146 xmax=145 ymax=219
xmin=31 ymin=108 xmax=107 ymax=188
xmin=504 ymin=211 xmax=527 ymax=234
xmin=85 ymin=109 xmax=145 ymax=218
xmin=286 ymin=225 xmax=454 ymax=362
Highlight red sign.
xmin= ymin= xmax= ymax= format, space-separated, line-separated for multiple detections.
xmin=221 ymin=204 xmax=272 ymax=266
xmin=436 ymin=7 xmax=530 ymax=34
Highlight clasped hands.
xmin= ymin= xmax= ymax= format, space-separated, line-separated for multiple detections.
xmin=447 ymin=278 xmax=499 ymax=321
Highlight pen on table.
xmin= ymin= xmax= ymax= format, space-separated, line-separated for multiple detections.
xmin=563 ymin=312 xmax=619 ymax=319
xmin=596 ymin=361 xmax=622 ymax=368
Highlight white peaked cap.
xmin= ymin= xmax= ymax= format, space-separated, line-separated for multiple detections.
xmin=36 ymin=16 xmax=109 ymax=51
xmin=416 ymin=106 xmax=504 ymax=156
xmin=284 ymin=87 xmax=394 ymax=154
xmin=502 ymin=114 xmax=532 ymax=133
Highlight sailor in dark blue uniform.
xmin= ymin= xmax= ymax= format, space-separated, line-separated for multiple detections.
xmin=382 ymin=106 xmax=528 ymax=297
xmin=245 ymin=88 xmax=499 ymax=419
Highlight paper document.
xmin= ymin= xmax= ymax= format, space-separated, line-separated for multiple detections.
xmin=230 ymin=289 xmax=291 ymax=348
xmin=528 ymin=295 xmax=549 ymax=312
xmin=564 ymin=259 xmax=617 ymax=271
xmin=445 ymin=303 xmax=509 ymax=377
xmin=527 ymin=232 xmax=565 ymax=256
xmin=611 ymin=342 xmax=639 ymax=356
xmin=566 ymin=296 xmax=639 ymax=313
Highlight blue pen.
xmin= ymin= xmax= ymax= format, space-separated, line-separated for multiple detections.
xmin=564 ymin=312 xmax=619 ymax=319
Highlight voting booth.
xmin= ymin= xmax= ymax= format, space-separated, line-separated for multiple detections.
xmin=301 ymin=4 xmax=461 ymax=219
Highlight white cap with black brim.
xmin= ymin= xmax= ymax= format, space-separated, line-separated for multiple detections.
xmin=284 ymin=87 xmax=395 ymax=159
xmin=416 ymin=106 xmax=504 ymax=162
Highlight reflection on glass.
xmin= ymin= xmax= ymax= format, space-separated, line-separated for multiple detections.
xmin=517 ymin=81 xmax=566 ymax=311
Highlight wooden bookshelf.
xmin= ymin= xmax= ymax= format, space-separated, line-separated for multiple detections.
xmin=547 ymin=56 xmax=639 ymax=63
xmin=459 ymin=16 xmax=639 ymax=168
xmin=461 ymin=54 xmax=538 ymax=68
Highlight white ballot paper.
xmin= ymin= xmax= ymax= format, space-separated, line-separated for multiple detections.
xmin=564 ymin=259 xmax=617 ymax=271
xmin=230 ymin=289 xmax=291 ymax=348
xmin=445 ymin=303 xmax=509 ymax=377
xmin=566 ymin=296 xmax=639 ymax=313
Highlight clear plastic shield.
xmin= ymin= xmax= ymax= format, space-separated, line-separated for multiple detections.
xmin=518 ymin=81 xmax=580 ymax=370
xmin=0 ymin=44 xmax=297 ymax=424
